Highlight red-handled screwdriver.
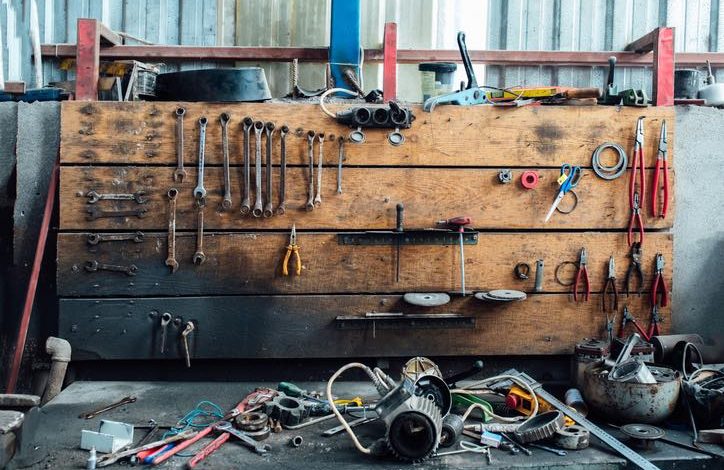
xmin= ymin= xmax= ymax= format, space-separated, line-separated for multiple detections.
xmin=438 ymin=216 xmax=472 ymax=295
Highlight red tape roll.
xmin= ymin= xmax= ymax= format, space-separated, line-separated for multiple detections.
xmin=521 ymin=171 xmax=539 ymax=189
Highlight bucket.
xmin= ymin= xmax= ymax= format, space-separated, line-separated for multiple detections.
xmin=674 ymin=69 xmax=701 ymax=98
xmin=418 ymin=63 xmax=457 ymax=101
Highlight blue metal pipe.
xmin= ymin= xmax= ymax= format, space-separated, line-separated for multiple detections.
xmin=329 ymin=0 xmax=361 ymax=96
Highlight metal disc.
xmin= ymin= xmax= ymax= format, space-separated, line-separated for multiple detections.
xmin=474 ymin=290 xmax=527 ymax=302
xmin=403 ymin=293 xmax=451 ymax=307
xmin=621 ymin=424 xmax=665 ymax=441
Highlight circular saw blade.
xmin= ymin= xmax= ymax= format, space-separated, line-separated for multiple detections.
xmin=403 ymin=293 xmax=451 ymax=307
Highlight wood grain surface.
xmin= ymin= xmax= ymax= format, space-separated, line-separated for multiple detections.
xmin=57 ymin=232 xmax=672 ymax=297
xmin=59 ymin=101 xmax=675 ymax=168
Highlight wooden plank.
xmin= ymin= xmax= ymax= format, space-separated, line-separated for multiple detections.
xmin=57 ymin=294 xmax=669 ymax=360
xmin=59 ymin=166 xmax=674 ymax=230
xmin=59 ymin=102 xmax=674 ymax=168
xmin=75 ymin=19 xmax=100 ymax=101
xmin=57 ymin=232 xmax=672 ymax=297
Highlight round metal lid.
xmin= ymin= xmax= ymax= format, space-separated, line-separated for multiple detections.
xmin=621 ymin=424 xmax=665 ymax=441
xmin=403 ymin=293 xmax=451 ymax=307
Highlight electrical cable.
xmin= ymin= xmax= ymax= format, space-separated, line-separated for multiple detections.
xmin=454 ymin=374 xmax=540 ymax=424
xmin=319 ymin=87 xmax=360 ymax=118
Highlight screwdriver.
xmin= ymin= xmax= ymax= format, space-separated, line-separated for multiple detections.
xmin=395 ymin=203 xmax=404 ymax=283
xmin=438 ymin=216 xmax=472 ymax=296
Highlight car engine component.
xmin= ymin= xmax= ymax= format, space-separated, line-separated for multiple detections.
xmin=439 ymin=414 xmax=464 ymax=447
xmin=264 ymin=393 xmax=309 ymax=427
xmin=554 ymin=425 xmax=590 ymax=450
xmin=335 ymin=101 xmax=414 ymax=129
xmin=513 ymin=411 xmax=565 ymax=443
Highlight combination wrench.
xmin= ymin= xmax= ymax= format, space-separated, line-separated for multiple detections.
xmin=215 ymin=421 xmax=271 ymax=455
xmin=192 ymin=203 xmax=206 ymax=265
xmin=305 ymin=131 xmax=316 ymax=211
xmin=86 ymin=207 xmax=147 ymax=220
xmin=337 ymin=137 xmax=345 ymax=194
xmin=528 ymin=443 xmax=568 ymax=456
xmin=314 ymin=133 xmax=324 ymax=207
xmin=240 ymin=117 xmax=253 ymax=215
xmin=220 ymin=113 xmax=232 ymax=209
xmin=160 ymin=312 xmax=172 ymax=354
xmin=174 ymin=107 xmax=187 ymax=182
xmin=165 ymin=188 xmax=179 ymax=273
xmin=263 ymin=122 xmax=275 ymax=218
xmin=276 ymin=125 xmax=288 ymax=215
xmin=79 ymin=395 xmax=137 ymax=419
xmin=87 ymin=232 xmax=144 ymax=245
xmin=193 ymin=117 xmax=208 ymax=203
xmin=252 ymin=121 xmax=264 ymax=217
xmin=84 ymin=260 xmax=138 ymax=276
xmin=86 ymin=190 xmax=147 ymax=204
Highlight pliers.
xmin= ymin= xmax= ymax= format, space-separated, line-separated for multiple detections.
xmin=647 ymin=305 xmax=662 ymax=339
xmin=630 ymin=116 xmax=647 ymax=209
xmin=624 ymin=242 xmax=644 ymax=296
xmin=619 ymin=306 xmax=648 ymax=339
xmin=602 ymin=256 xmax=618 ymax=312
xmin=651 ymin=253 xmax=668 ymax=307
xmin=282 ymin=224 xmax=302 ymax=276
xmin=651 ymin=120 xmax=669 ymax=218
xmin=574 ymin=248 xmax=590 ymax=302
xmin=627 ymin=191 xmax=644 ymax=247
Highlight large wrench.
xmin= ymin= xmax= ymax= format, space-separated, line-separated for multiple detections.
xmin=252 ymin=121 xmax=264 ymax=217
xmin=220 ymin=113 xmax=232 ymax=209
xmin=263 ymin=122 xmax=275 ymax=218
xmin=215 ymin=421 xmax=271 ymax=455
xmin=192 ymin=203 xmax=206 ymax=265
xmin=314 ymin=133 xmax=324 ymax=207
xmin=86 ymin=190 xmax=147 ymax=204
xmin=240 ymin=117 xmax=253 ymax=215
xmin=87 ymin=232 xmax=144 ymax=245
xmin=86 ymin=207 xmax=147 ymax=220
xmin=276 ymin=125 xmax=288 ymax=215
xmin=305 ymin=131 xmax=315 ymax=211
xmin=165 ymin=188 xmax=179 ymax=273
xmin=84 ymin=260 xmax=138 ymax=276
xmin=174 ymin=107 xmax=187 ymax=182
xmin=79 ymin=395 xmax=137 ymax=419
xmin=193 ymin=117 xmax=208 ymax=202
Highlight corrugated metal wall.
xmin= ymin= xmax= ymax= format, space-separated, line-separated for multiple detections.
xmin=1 ymin=0 xmax=722 ymax=100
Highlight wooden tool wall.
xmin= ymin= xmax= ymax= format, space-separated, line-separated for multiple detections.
xmin=56 ymin=102 xmax=674 ymax=361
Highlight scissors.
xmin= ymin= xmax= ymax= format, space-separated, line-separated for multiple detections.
xmin=544 ymin=164 xmax=582 ymax=222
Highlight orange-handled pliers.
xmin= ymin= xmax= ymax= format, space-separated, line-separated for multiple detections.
xmin=282 ymin=224 xmax=302 ymax=276
xmin=651 ymin=120 xmax=669 ymax=218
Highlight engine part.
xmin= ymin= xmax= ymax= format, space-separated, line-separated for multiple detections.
xmin=235 ymin=411 xmax=269 ymax=432
xmin=335 ymin=102 xmax=414 ymax=129
xmin=264 ymin=394 xmax=309 ymax=427
xmin=620 ymin=424 xmax=664 ymax=450
xmin=474 ymin=290 xmax=527 ymax=302
xmin=554 ymin=425 xmax=590 ymax=450
xmin=439 ymin=414 xmax=463 ymax=448
xmin=520 ymin=171 xmax=539 ymax=189
xmin=403 ymin=293 xmax=450 ymax=307
xmin=155 ymin=68 xmax=271 ymax=102
xmin=610 ymin=359 xmax=657 ymax=384
xmin=385 ymin=394 xmax=442 ymax=461
xmin=592 ymin=142 xmax=628 ymax=180
xmin=289 ymin=435 xmax=303 ymax=448
xmin=498 ymin=169 xmax=513 ymax=184
xmin=513 ymin=411 xmax=565 ymax=443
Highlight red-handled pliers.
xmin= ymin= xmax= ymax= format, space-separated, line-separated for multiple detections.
xmin=630 ymin=117 xmax=647 ymax=209
xmin=619 ymin=306 xmax=649 ymax=339
xmin=574 ymin=248 xmax=590 ymax=302
xmin=647 ymin=305 xmax=662 ymax=339
xmin=652 ymin=120 xmax=669 ymax=218
xmin=628 ymin=191 xmax=645 ymax=246
xmin=651 ymin=253 xmax=668 ymax=307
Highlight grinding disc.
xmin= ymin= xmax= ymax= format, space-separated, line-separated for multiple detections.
xmin=474 ymin=290 xmax=527 ymax=302
xmin=403 ymin=293 xmax=451 ymax=307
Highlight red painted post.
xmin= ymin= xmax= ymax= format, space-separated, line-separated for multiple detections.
xmin=653 ymin=27 xmax=675 ymax=106
xmin=383 ymin=22 xmax=398 ymax=102
xmin=75 ymin=18 xmax=100 ymax=100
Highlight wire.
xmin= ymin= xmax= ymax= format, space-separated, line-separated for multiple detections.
xmin=163 ymin=400 xmax=224 ymax=439
xmin=455 ymin=374 xmax=540 ymax=424
xmin=319 ymin=87 xmax=360 ymax=118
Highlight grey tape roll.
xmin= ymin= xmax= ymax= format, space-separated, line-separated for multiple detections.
xmin=592 ymin=142 xmax=628 ymax=180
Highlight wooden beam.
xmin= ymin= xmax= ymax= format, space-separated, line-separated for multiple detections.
xmin=383 ymin=22 xmax=398 ymax=102
xmin=75 ymin=19 xmax=100 ymax=100
xmin=98 ymin=21 xmax=121 ymax=46
xmin=653 ymin=28 xmax=675 ymax=106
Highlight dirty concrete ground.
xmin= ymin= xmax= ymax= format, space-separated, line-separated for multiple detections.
xmin=11 ymin=381 xmax=722 ymax=469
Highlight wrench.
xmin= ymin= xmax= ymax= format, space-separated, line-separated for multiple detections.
xmin=276 ymin=125 xmax=288 ymax=215
xmin=174 ymin=107 xmax=187 ymax=182
xmin=252 ymin=121 xmax=264 ymax=217
xmin=337 ymin=137 xmax=345 ymax=194
xmin=305 ymin=131 xmax=316 ymax=211
xmin=263 ymin=122 xmax=275 ymax=218
xmin=528 ymin=443 xmax=568 ymax=456
xmin=193 ymin=117 xmax=208 ymax=202
xmin=86 ymin=232 xmax=144 ymax=245
xmin=314 ymin=133 xmax=324 ymax=207
xmin=240 ymin=117 xmax=253 ymax=216
xmin=193 ymin=203 xmax=206 ymax=265
xmin=220 ymin=113 xmax=232 ymax=209
xmin=160 ymin=312 xmax=172 ymax=354
xmin=86 ymin=207 xmax=147 ymax=220
xmin=86 ymin=190 xmax=148 ymax=204
xmin=215 ymin=421 xmax=271 ymax=455
xmin=79 ymin=395 xmax=137 ymax=419
xmin=181 ymin=321 xmax=195 ymax=368
xmin=165 ymin=188 xmax=179 ymax=273
xmin=84 ymin=260 xmax=138 ymax=276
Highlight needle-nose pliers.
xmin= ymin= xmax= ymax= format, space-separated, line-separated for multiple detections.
xmin=652 ymin=120 xmax=669 ymax=218
xmin=602 ymin=256 xmax=618 ymax=312
xmin=282 ymin=224 xmax=302 ymax=276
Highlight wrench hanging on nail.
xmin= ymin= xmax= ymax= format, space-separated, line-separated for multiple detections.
xmin=252 ymin=121 xmax=264 ymax=217
xmin=174 ymin=107 xmax=187 ymax=182
xmin=305 ymin=131 xmax=316 ymax=211
xmin=314 ymin=133 xmax=324 ymax=207
xmin=240 ymin=117 xmax=253 ymax=215
xmin=220 ymin=113 xmax=232 ymax=210
xmin=263 ymin=122 xmax=275 ymax=218
xmin=193 ymin=117 xmax=208 ymax=203
xmin=193 ymin=202 xmax=206 ymax=265
xmin=337 ymin=137 xmax=344 ymax=194
xmin=276 ymin=125 xmax=288 ymax=215
xmin=165 ymin=188 xmax=179 ymax=273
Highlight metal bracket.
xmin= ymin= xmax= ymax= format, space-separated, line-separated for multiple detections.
xmin=335 ymin=313 xmax=475 ymax=330
xmin=337 ymin=229 xmax=478 ymax=246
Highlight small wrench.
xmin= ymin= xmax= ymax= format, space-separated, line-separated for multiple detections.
xmin=174 ymin=107 xmax=187 ymax=182
xmin=528 ymin=443 xmax=568 ymax=456
xmin=87 ymin=232 xmax=144 ymax=245
xmin=337 ymin=137 xmax=344 ymax=194
xmin=215 ymin=421 xmax=271 ymax=455
xmin=314 ymin=133 xmax=324 ymax=207
xmin=84 ymin=260 xmax=138 ymax=276
xmin=220 ymin=113 xmax=232 ymax=209
xmin=79 ymin=395 xmax=137 ymax=419
xmin=192 ymin=203 xmax=206 ymax=265
xmin=160 ymin=312 xmax=172 ymax=354
xmin=305 ymin=131 xmax=315 ymax=211
xmin=263 ymin=121 xmax=275 ymax=218
xmin=165 ymin=188 xmax=179 ymax=273
xmin=276 ymin=125 xmax=288 ymax=215
xmin=86 ymin=190 xmax=148 ymax=204
xmin=240 ymin=117 xmax=253 ymax=215
xmin=86 ymin=207 xmax=147 ymax=220
xmin=181 ymin=321 xmax=195 ymax=368
xmin=193 ymin=117 xmax=208 ymax=202
xmin=252 ymin=121 xmax=264 ymax=217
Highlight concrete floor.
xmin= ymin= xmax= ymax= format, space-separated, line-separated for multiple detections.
xmin=11 ymin=381 xmax=723 ymax=469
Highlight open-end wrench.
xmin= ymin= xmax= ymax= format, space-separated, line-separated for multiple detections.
xmin=314 ymin=133 xmax=324 ymax=207
xmin=252 ymin=121 xmax=264 ymax=217
xmin=165 ymin=188 xmax=179 ymax=273
xmin=215 ymin=421 xmax=271 ymax=455
xmin=276 ymin=125 xmax=288 ymax=215
xmin=84 ymin=260 xmax=138 ymax=276
xmin=240 ymin=117 xmax=253 ymax=215
xmin=192 ymin=203 xmax=206 ymax=265
xmin=528 ymin=443 xmax=568 ymax=456
xmin=193 ymin=117 xmax=208 ymax=202
xmin=181 ymin=321 xmax=195 ymax=368
xmin=87 ymin=232 xmax=144 ymax=245
xmin=306 ymin=131 xmax=315 ymax=211
xmin=160 ymin=312 xmax=172 ymax=354
xmin=174 ymin=107 xmax=187 ymax=182
xmin=220 ymin=113 xmax=232 ymax=210
xmin=86 ymin=190 xmax=148 ymax=204
xmin=263 ymin=122 xmax=275 ymax=218
xmin=337 ymin=137 xmax=345 ymax=194
xmin=79 ymin=395 xmax=137 ymax=419
xmin=86 ymin=207 xmax=147 ymax=220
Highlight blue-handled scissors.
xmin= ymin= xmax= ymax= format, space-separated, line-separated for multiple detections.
xmin=544 ymin=164 xmax=582 ymax=222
